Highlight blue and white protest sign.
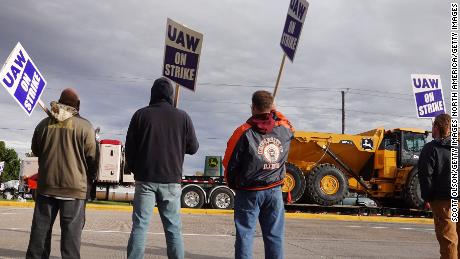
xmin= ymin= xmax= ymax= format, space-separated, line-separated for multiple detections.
xmin=280 ymin=0 xmax=309 ymax=61
xmin=0 ymin=42 xmax=47 ymax=116
xmin=411 ymin=74 xmax=445 ymax=118
xmin=163 ymin=18 xmax=203 ymax=92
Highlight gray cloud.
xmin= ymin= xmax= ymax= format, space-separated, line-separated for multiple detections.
xmin=0 ymin=0 xmax=450 ymax=173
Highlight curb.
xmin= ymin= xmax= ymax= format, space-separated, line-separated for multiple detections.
xmin=284 ymin=213 xmax=433 ymax=224
xmin=0 ymin=200 xmax=35 ymax=208
xmin=0 ymin=200 xmax=433 ymax=224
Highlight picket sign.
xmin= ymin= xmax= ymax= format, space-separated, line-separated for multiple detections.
xmin=274 ymin=0 xmax=309 ymax=98
xmin=410 ymin=74 xmax=446 ymax=119
xmin=0 ymin=42 xmax=50 ymax=116
xmin=162 ymin=18 xmax=203 ymax=108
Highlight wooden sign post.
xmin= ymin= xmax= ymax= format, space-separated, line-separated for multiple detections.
xmin=174 ymin=84 xmax=180 ymax=108
xmin=273 ymin=54 xmax=287 ymax=98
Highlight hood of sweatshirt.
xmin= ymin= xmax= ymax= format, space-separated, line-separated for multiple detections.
xmin=149 ymin=78 xmax=174 ymax=105
xmin=433 ymin=136 xmax=452 ymax=149
xmin=50 ymin=101 xmax=78 ymax=122
xmin=247 ymin=113 xmax=275 ymax=134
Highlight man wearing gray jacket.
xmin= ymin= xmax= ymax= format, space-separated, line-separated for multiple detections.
xmin=26 ymin=88 xmax=98 ymax=259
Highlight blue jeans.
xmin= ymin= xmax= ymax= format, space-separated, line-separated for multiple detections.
xmin=127 ymin=182 xmax=183 ymax=259
xmin=234 ymin=186 xmax=284 ymax=259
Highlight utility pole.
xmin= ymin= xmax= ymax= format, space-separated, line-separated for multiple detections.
xmin=341 ymin=90 xmax=345 ymax=134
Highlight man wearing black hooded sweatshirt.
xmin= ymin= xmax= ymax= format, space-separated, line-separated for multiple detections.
xmin=223 ymin=90 xmax=294 ymax=259
xmin=125 ymin=78 xmax=199 ymax=259
xmin=418 ymin=113 xmax=454 ymax=259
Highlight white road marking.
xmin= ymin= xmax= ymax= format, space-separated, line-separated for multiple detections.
xmin=83 ymin=229 xmax=233 ymax=237
xmin=6 ymin=228 xmax=26 ymax=231
xmin=0 ymin=208 xmax=32 ymax=211
xmin=0 ymin=226 xmax=434 ymax=236
xmin=182 ymin=233 xmax=232 ymax=237
xmin=84 ymin=230 xmax=130 ymax=234
xmin=1 ymin=227 xmax=234 ymax=238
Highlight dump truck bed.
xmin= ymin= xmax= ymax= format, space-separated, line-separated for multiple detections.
xmin=288 ymin=128 xmax=386 ymax=174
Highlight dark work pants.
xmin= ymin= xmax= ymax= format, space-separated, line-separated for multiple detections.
xmin=26 ymin=195 xmax=86 ymax=259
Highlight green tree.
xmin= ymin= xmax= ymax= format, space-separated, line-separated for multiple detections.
xmin=0 ymin=141 xmax=20 ymax=182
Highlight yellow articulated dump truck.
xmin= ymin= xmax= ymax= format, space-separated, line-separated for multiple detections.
xmin=282 ymin=128 xmax=428 ymax=209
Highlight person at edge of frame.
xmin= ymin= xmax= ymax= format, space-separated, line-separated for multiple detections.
xmin=418 ymin=113 xmax=454 ymax=259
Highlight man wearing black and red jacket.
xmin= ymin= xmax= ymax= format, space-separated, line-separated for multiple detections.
xmin=223 ymin=90 xmax=294 ymax=259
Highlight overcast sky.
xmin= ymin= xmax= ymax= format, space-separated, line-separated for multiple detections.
xmin=0 ymin=0 xmax=452 ymax=174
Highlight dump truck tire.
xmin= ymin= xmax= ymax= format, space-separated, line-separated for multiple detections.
xmin=404 ymin=168 xmax=424 ymax=209
xmin=305 ymin=163 xmax=348 ymax=206
xmin=282 ymin=163 xmax=306 ymax=203
xmin=181 ymin=185 xmax=205 ymax=209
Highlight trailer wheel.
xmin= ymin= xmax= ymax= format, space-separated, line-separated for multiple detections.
xmin=181 ymin=186 xmax=205 ymax=209
xmin=305 ymin=163 xmax=348 ymax=206
xmin=404 ymin=167 xmax=424 ymax=209
xmin=282 ymin=163 xmax=306 ymax=203
xmin=210 ymin=188 xmax=234 ymax=209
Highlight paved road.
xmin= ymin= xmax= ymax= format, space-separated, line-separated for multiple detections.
xmin=0 ymin=206 xmax=438 ymax=259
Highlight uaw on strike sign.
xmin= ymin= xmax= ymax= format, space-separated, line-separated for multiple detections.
xmin=163 ymin=18 xmax=203 ymax=91
xmin=411 ymin=74 xmax=445 ymax=118
xmin=280 ymin=0 xmax=309 ymax=61
xmin=0 ymin=42 xmax=46 ymax=116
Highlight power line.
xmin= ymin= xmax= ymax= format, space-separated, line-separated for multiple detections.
xmin=0 ymin=127 xmax=31 ymax=131
xmin=0 ymin=104 xmax=418 ymax=134
xmin=347 ymin=92 xmax=412 ymax=101
xmin=43 ymin=70 xmax=414 ymax=98
xmin=346 ymin=109 xmax=415 ymax=119
xmin=348 ymin=88 xmax=409 ymax=96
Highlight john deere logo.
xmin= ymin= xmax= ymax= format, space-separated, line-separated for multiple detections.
xmin=361 ymin=138 xmax=374 ymax=150
xmin=208 ymin=157 xmax=218 ymax=168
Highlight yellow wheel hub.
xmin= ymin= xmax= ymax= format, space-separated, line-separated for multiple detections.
xmin=320 ymin=175 xmax=339 ymax=195
xmin=282 ymin=173 xmax=295 ymax=192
